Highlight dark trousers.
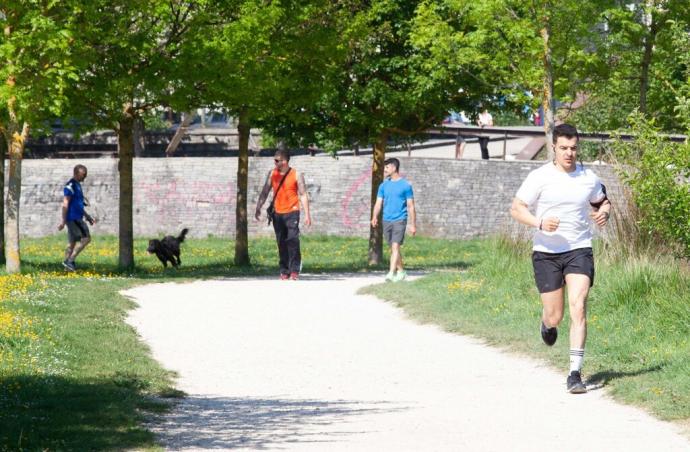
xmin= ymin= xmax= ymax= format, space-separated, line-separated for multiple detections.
xmin=272 ymin=211 xmax=301 ymax=275
xmin=478 ymin=136 xmax=490 ymax=160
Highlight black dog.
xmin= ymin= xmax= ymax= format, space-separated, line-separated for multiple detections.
xmin=147 ymin=228 xmax=188 ymax=268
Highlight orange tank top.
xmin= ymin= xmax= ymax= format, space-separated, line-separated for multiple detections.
xmin=271 ymin=168 xmax=300 ymax=214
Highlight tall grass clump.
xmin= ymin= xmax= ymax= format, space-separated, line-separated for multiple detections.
xmin=595 ymin=179 xmax=673 ymax=263
xmin=589 ymin=256 xmax=690 ymax=419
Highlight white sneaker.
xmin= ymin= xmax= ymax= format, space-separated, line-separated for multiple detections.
xmin=393 ymin=270 xmax=407 ymax=282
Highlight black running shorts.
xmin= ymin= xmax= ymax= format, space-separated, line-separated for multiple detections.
xmin=66 ymin=219 xmax=90 ymax=243
xmin=532 ymin=247 xmax=594 ymax=294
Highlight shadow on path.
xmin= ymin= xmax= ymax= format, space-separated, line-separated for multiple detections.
xmin=586 ymin=364 xmax=666 ymax=391
xmin=151 ymin=396 xmax=408 ymax=449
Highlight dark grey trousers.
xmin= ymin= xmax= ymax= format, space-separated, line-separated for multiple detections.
xmin=272 ymin=211 xmax=301 ymax=275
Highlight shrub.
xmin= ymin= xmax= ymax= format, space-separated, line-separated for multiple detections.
xmin=613 ymin=113 xmax=690 ymax=258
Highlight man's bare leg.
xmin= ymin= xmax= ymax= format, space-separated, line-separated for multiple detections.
xmin=565 ymin=273 xmax=590 ymax=349
xmin=390 ymin=243 xmax=400 ymax=275
xmin=541 ymin=288 xmax=565 ymax=329
xmin=68 ymin=237 xmax=91 ymax=262
xmin=65 ymin=243 xmax=76 ymax=261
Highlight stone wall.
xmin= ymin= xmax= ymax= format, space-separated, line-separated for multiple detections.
xmin=10 ymin=157 xmax=625 ymax=239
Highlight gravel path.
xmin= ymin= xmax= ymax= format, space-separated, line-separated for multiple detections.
xmin=124 ymin=275 xmax=690 ymax=451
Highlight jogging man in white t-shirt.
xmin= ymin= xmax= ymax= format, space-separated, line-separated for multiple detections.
xmin=510 ymin=123 xmax=611 ymax=393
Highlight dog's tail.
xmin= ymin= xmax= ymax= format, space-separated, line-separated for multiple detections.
xmin=178 ymin=228 xmax=189 ymax=243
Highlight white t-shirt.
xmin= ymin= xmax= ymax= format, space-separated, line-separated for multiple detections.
xmin=515 ymin=162 xmax=606 ymax=253
xmin=478 ymin=111 xmax=493 ymax=127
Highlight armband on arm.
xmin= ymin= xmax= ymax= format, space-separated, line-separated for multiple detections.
xmin=590 ymin=183 xmax=609 ymax=209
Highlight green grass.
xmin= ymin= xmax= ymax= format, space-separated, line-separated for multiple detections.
xmin=18 ymin=234 xmax=482 ymax=277
xmin=0 ymin=233 xmax=482 ymax=450
xmin=362 ymin=237 xmax=690 ymax=424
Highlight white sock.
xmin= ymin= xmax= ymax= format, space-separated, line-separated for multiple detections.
xmin=569 ymin=348 xmax=585 ymax=373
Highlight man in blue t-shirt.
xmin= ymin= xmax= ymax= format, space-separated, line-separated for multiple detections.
xmin=371 ymin=158 xmax=416 ymax=282
xmin=57 ymin=164 xmax=95 ymax=271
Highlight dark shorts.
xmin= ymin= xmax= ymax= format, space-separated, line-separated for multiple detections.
xmin=383 ymin=220 xmax=407 ymax=245
xmin=532 ymin=247 xmax=594 ymax=293
xmin=67 ymin=219 xmax=90 ymax=243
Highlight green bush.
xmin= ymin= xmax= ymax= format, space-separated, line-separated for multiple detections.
xmin=613 ymin=113 xmax=690 ymax=258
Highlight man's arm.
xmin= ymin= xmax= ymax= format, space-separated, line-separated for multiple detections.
xmin=84 ymin=211 xmax=95 ymax=225
xmin=254 ymin=170 xmax=273 ymax=221
xmin=407 ymin=198 xmax=416 ymax=235
xmin=590 ymin=198 xmax=611 ymax=227
xmin=510 ymin=198 xmax=560 ymax=232
xmin=297 ymin=171 xmax=312 ymax=226
xmin=58 ymin=196 xmax=70 ymax=230
xmin=370 ymin=198 xmax=383 ymax=227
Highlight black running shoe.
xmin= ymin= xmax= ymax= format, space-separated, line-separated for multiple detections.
xmin=540 ymin=321 xmax=558 ymax=346
xmin=567 ymin=371 xmax=587 ymax=394
xmin=63 ymin=259 xmax=76 ymax=272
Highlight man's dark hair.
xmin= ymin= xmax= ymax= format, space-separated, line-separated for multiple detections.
xmin=384 ymin=158 xmax=400 ymax=172
xmin=275 ymin=149 xmax=290 ymax=161
xmin=73 ymin=164 xmax=87 ymax=175
xmin=553 ymin=123 xmax=579 ymax=144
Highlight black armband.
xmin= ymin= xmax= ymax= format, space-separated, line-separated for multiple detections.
xmin=590 ymin=183 xmax=609 ymax=209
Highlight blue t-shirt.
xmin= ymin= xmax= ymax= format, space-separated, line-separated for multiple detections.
xmin=63 ymin=178 xmax=85 ymax=221
xmin=377 ymin=177 xmax=414 ymax=222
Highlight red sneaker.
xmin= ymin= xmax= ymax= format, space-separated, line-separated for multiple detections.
xmin=280 ymin=274 xmax=289 ymax=280
xmin=290 ymin=272 xmax=299 ymax=280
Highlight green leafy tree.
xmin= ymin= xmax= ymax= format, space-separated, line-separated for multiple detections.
xmin=293 ymin=0 xmax=485 ymax=264
xmin=465 ymin=0 xmax=611 ymax=154
xmin=63 ymin=0 xmax=201 ymax=269
xmin=183 ymin=0 xmax=344 ymax=265
xmin=670 ymin=20 xmax=690 ymax=131
xmin=0 ymin=3 xmax=78 ymax=273
xmin=572 ymin=1 xmax=690 ymax=133
xmin=612 ymin=23 xmax=690 ymax=257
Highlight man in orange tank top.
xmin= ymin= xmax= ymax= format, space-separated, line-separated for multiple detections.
xmin=255 ymin=149 xmax=312 ymax=280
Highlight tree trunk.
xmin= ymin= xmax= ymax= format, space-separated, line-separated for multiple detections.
xmin=4 ymin=123 xmax=29 ymax=274
xmin=541 ymin=10 xmax=555 ymax=161
xmin=133 ymin=116 xmax=146 ymax=157
xmin=117 ymin=106 xmax=135 ymax=270
xmin=368 ymin=132 xmax=387 ymax=266
xmin=0 ymin=133 xmax=6 ymax=265
xmin=165 ymin=110 xmax=195 ymax=156
xmin=639 ymin=5 xmax=658 ymax=115
xmin=234 ymin=108 xmax=251 ymax=266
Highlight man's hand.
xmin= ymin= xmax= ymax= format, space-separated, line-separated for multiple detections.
xmin=540 ymin=217 xmax=560 ymax=232
xmin=409 ymin=224 xmax=417 ymax=236
xmin=57 ymin=221 xmax=65 ymax=231
xmin=304 ymin=214 xmax=312 ymax=227
xmin=371 ymin=217 xmax=378 ymax=228
xmin=590 ymin=210 xmax=610 ymax=227
xmin=254 ymin=209 xmax=262 ymax=222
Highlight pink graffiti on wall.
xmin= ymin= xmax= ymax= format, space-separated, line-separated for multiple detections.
xmin=340 ymin=168 xmax=372 ymax=228
xmin=136 ymin=180 xmax=234 ymax=206
xmin=339 ymin=168 xmax=409 ymax=229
